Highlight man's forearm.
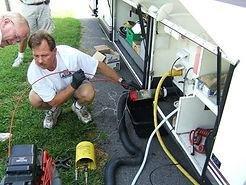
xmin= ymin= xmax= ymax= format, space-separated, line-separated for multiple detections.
xmin=48 ymin=85 xmax=75 ymax=107
xmin=97 ymin=62 xmax=121 ymax=83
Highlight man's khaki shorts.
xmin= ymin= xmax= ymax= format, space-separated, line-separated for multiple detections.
xmin=20 ymin=3 xmax=54 ymax=33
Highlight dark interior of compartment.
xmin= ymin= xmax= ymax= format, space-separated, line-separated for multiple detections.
xmin=127 ymin=99 xmax=154 ymax=124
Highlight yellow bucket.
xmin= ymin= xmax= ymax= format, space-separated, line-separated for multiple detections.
xmin=75 ymin=141 xmax=96 ymax=170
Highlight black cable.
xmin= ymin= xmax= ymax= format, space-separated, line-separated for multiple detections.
xmin=170 ymin=57 xmax=181 ymax=96
xmin=170 ymin=57 xmax=180 ymax=77
xmin=149 ymin=163 xmax=179 ymax=185
xmin=143 ymin=16 xmax=153 ymax=89
xmin=183 ymin=67 xmax=193 ymax=96
xmin=216 ymin=47 xmax=221 ymax=107
xmin=117 ymin=92 xmax=129 ymax=130
xmin=136 ymin=4 xmax=146 ymax=42
xmin=169 ymin=126 xmax=175 ymax=132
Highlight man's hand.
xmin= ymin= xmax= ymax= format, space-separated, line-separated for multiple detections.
xmin=119 ymin=78 xmax=140 ymax=90
xmin=120 ymin=78 xmax=130 ymax=89
xmin=71 ymin=69 xmax=86 ymax=89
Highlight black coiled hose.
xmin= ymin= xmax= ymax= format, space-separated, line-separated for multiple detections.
xmin=104 ymin=93 xmax=143 ymax=185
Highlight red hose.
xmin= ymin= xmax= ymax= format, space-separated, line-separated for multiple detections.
xmin=189 ymin=128 xmax=212 ymax=154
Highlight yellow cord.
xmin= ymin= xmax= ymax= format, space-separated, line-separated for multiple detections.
xmin=153 ymin=70 xmax=199 ymax=185
xmin=8 ymin=88 xmax=29 ymax=157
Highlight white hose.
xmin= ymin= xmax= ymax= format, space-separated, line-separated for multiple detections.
xmin=131 ymin=108 xmax=178 ymax=185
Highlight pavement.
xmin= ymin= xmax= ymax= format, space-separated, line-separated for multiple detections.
xmin=80 ymin=17 xmax=198 ymax=185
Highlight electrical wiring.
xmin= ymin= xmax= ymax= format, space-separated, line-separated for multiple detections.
xmin=189 ymin=128 xmax=213 ymax=155
xmin=153 ymin=70 xmax=199 ymax=185
xmin=41 ymin=150 xmax=55 ymax=185
xmin=5 ymin=69 xmax=123 ymax=184
xmin=30 ymin=70 xmax=94 ymax=86
xmin=7 ymin=89 xmax=28 ymax=156
xmin=149 ymin=163 xmax=179 ymax=185
xmin=171 ymin=57 xmax=181 ymax=69
xmin=131 ymin=69 xmax=183 ymax=185
xmin=7 ymin=70 xmax=81 ymax=156
xmin=117 ymin=92 xmax=129 ymax=125
xmin=170 ymin=57 xmax=182 ymax=97
xmin=170 ymin=57 xmax=180 ymax=80
xmin=173 ymin=100 xmax=179 ymax=108
xmin=183 ymin=67 xmax=194 ymax=96
xmin=130 ymin=108 xmax=178 ymax=185
xmin=6 ymin=70 xmax=115 ymax=156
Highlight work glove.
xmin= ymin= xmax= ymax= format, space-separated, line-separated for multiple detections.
xmin=12 ymin=54 xmax=24 ymax=67
xmin=71 ymin=69 xmax=86 ymax=89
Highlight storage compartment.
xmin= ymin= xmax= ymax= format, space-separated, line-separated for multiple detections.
xmin=175 ymin=96 xmax=216 ymax=174
xmin=127 ymin=98 xmax=167 ymax=138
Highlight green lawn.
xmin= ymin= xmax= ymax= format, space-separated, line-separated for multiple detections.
xmin=0 ymin=17 xmax=105 ymax=185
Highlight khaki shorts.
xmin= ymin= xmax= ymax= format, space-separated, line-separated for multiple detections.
xmin=20 ymin=3 xmax=54 ymax=33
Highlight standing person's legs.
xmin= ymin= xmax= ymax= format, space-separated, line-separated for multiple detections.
xmin=12 ymin=4 xmax=38 ymax=67
xmin=36 ymin=4 xmax=54 ymax=33
xmin=13 ymin=4 xmax=54 ymax=67
xmin=12 ymin=38 xmax=27 ymax=67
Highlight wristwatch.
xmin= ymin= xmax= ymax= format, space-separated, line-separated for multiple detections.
xmin=118 ymin=77 xmax=123 ymax=83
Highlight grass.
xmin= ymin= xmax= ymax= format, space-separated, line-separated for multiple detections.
xmin=0 ymin=17 xmax=105 ymax=184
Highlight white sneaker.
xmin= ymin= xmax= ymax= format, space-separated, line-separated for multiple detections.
xmin=71 ymin=102 xmax=92 ymax=123
xmin=43 ymin=107 xmax=62 ymax=129
xmin=12 ymin=56 xmax=23 ymax=67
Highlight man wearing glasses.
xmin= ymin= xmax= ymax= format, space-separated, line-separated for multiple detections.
xmin=0 ymin=12 xmax=30 ymax=48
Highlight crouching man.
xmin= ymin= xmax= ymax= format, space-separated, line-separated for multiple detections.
xmin=27 ymin=30 xmax=128 ymax=129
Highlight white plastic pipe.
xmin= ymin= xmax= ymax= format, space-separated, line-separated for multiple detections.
xmin=131 ymin=108 xmax=178 ymax=185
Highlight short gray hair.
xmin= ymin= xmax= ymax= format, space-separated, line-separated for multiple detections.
xmin=1 ymin=12 xmax=29 ymax=28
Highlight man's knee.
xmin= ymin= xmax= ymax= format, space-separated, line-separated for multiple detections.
xmin=75 ymin=83 xmax=95 ymax=104
xmin=29 ymin=90 xmax=43 ymax=108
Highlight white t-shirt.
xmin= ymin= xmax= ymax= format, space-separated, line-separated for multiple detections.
xmin=27 ymin=45 xmax=98 ymax=102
